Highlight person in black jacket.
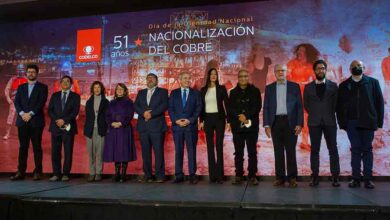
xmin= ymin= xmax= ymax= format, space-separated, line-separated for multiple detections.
xmin=304 ymin=60 xmax=340 ymax=187
xmin=337 ymin=60 xmax=384 ymax=189
xmin=199 ymin=68 xmax=229 ymax=184
xmin=228 ymin=69 xmax=261 ymax=185
xmin=134 ymin=73 xmax=168 ymax=183
xmin=10 ymin=64 xmax=48 ymax=181
xmin=48 ymin=75 xmax=81 ymax=182
xmin=84 ymin=81 xmax=109 ymax=182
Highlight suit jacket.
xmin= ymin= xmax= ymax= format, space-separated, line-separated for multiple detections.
xmin=14 ymin=81 xmax=48 ymax=127
xmin=228 ymin=84 xmax=261 ymax=133
xmin=48 ymin=91 xmax=81 ymax=135
xmin=303 ymin=80 xmax=338 ymax=126
xmin=199 ymin=85 xmax=229 ymax=122
xmin=168 ymin=88 xmax=202 ymax=132
xmin=134 ymin=87 xmax=168 ymax=133
xmin=263 ymin=81 xmax=303 ymax=129
xmin=336 ymin=75 xmax=384 ymax=130
xmin=83 ymin=95 xmax=109 ymax=138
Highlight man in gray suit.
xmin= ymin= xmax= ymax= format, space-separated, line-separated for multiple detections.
xmin=304 ymin=60 xmax=340 ymax=187
xmin=135 ymin=73 xmax=168 ymax=183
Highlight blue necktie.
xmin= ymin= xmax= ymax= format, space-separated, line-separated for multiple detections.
xmin=182 ymin=89 xmax=187 ymax=107
xmin=61 ymin=92 xmax=67 ymax=111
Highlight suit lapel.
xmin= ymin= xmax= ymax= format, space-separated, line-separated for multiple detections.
xmin=62 ymin=92 xmax=71 ymax=112
xmin=149 ymin=87 xmax=159 ymax=107
xmin=28 ymin=82 xmax=39 ymax=102
xmin=271 ymin=83 xmax=277 ymax=114
xmin=323 ymin=81 xmax=332 ymax=99
xmin=21 ymin=84 xmax=28 ymax=100
xmin=309 ymin=81 xmax=320 ymax=101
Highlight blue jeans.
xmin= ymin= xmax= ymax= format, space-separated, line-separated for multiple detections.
xmin=346 ymin=120 xmax=374 ymax=180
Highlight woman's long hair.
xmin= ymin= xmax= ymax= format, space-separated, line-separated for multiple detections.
xmin=204 ymin=68 xmax=220 ymax=88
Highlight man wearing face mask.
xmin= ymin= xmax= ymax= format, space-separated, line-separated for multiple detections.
xmin=337 ymin=60 xmax=384 ymax=189
xmin=304 ymin=60 xmax=340 ymax=187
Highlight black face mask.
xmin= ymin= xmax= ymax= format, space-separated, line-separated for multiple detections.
xmin=351 ymin=66 xmax=363 ymax=76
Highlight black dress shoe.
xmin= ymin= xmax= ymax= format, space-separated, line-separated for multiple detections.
xmin=216 ymin=179 xmax=224 ymax=184
xmin=364 ymin=180 xmax=375 ymax=189
xmin=331 ymin=177 xmax=340 ymax=187
xmin=173 ymin=177 xmax=184 ymax=184
xmin=33 ymin=172 xmax=42 ymax=181
xmin=189 ymin=175 xmax=199 ymax=184
xmin=138 ymin=177 xmax=153 ymax=183
xmin=309 ymin=176 xmax=319 ymax=187
xmin=231 ymin=176 xmax=242 ymax=185
xmin=10 ymin=172 xmax=25 ymax=181
xmin=348 ymin=179 xmax=361 ymax=188
xmin=249 ymin=177 xmax=259 ymax=186
xmin=209 ymin=177 xmax=216 ymax=183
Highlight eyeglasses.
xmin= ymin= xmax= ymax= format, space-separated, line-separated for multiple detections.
xmin=238 ymin=75 xmax=249 ymax=78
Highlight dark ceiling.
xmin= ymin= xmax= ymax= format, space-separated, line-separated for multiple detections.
xmin=0 ymin=0 xmax=262 ymax=24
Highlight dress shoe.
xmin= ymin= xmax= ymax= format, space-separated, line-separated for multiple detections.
xmin=94 ymin=174 xmax=102 ymax=182
xmin=189 ymin=175 xmax=199 ymax=184
xmin=155 ymin=178 xmax=165 ymax=183
xmin=249 ymin=177 xmax=259 ymax=186
xmin=33 ymin=173 xmax=42 ymax=181
xmin=172 ymin=177 xmax=184 ymax=184
xmin=209 ymin=178 xmax=216 ymax=183
xmin=231 ymin=176 xmax=242 ymax=185
xmin=309 ymin=176 xmax=319 ymax=187
xmin=273 ymin=179 xmax=285 ymax=187
xmin=138 ymin=177 xmax=153 ymax=183
xmin=10 ymin=172 xmax=25 ymax=181
xmin=331 ymin=177 xmax=340 ymax=187
xmin=216 ymin=179 xmax=224 ymax=184
xmin=61 ymin=175 xmax=70 ymax=182
xmin=288 ymin=178 xmax=298 ymax=188
xmin=49 ymin=176 xmax=60 ymax=182
xmin=348 ymin=179 xmax=361 ymax=188
xmin=87 ymin=175 xmax=95 ymax=182
xmin=364 ymin=180 xmax=375 ymax=189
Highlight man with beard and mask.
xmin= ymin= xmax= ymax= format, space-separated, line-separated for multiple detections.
xmin=10 ymin=64 xmax=48 ymax=181
xmin=303 ymin=60 xmax=340 ymax=187
xmin=337 ymin=60 xmax=384 ymax=189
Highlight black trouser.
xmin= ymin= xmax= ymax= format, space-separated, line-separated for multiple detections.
xmin=204 ymin=113 xmax=225 ymax=181
xmin=271 ymin=115 xmax=298 ymax=181
xmin=309 ymin=124 xmax=340 ymax=177
xmin=17 ymin=124 xmax=44 ymax=174
xmin=232 ymin=131 xmax=258 ymax=178
xmin=51 ymin=133 xmax=75 ymax=176
xmin=139 ymin=132 xmax=165 ymax=180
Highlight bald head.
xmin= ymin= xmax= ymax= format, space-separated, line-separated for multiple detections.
xmin=350 ymin=60 xmax=364 ymax=76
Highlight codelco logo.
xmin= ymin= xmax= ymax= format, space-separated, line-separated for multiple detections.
xmin=76 ymin=28 xmax=102 ymax=62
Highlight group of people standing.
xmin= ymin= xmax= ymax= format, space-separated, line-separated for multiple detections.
xmin=9 ymin=59 xmax=384 ymax=189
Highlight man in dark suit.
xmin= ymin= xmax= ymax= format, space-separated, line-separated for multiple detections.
xmin=168 ymin=72 xmax=202 ymax=184
xmin=48 ymin=75 xmax=80 ymax=181
xmin=10 ymin=64 xmax=48 ymax=181
xmin=337 ymin=60 xmax=384 ymax=189
xmin=263 ymin=64 xmax=303 ymax=188
xmin=135 ymin=73 xmax=168 ymax=183
xmin=304 ymin=60 xmax=340 ymax=187
xmin=228 ymin=69 xmax=261 ymax=185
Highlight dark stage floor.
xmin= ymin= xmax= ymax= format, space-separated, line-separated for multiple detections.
xmin=1 ymin=177 xmax=390 ymax=220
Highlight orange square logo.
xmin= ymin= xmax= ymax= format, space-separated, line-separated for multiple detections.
xmin=76 ymin=28 xmax=102 ymax=62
